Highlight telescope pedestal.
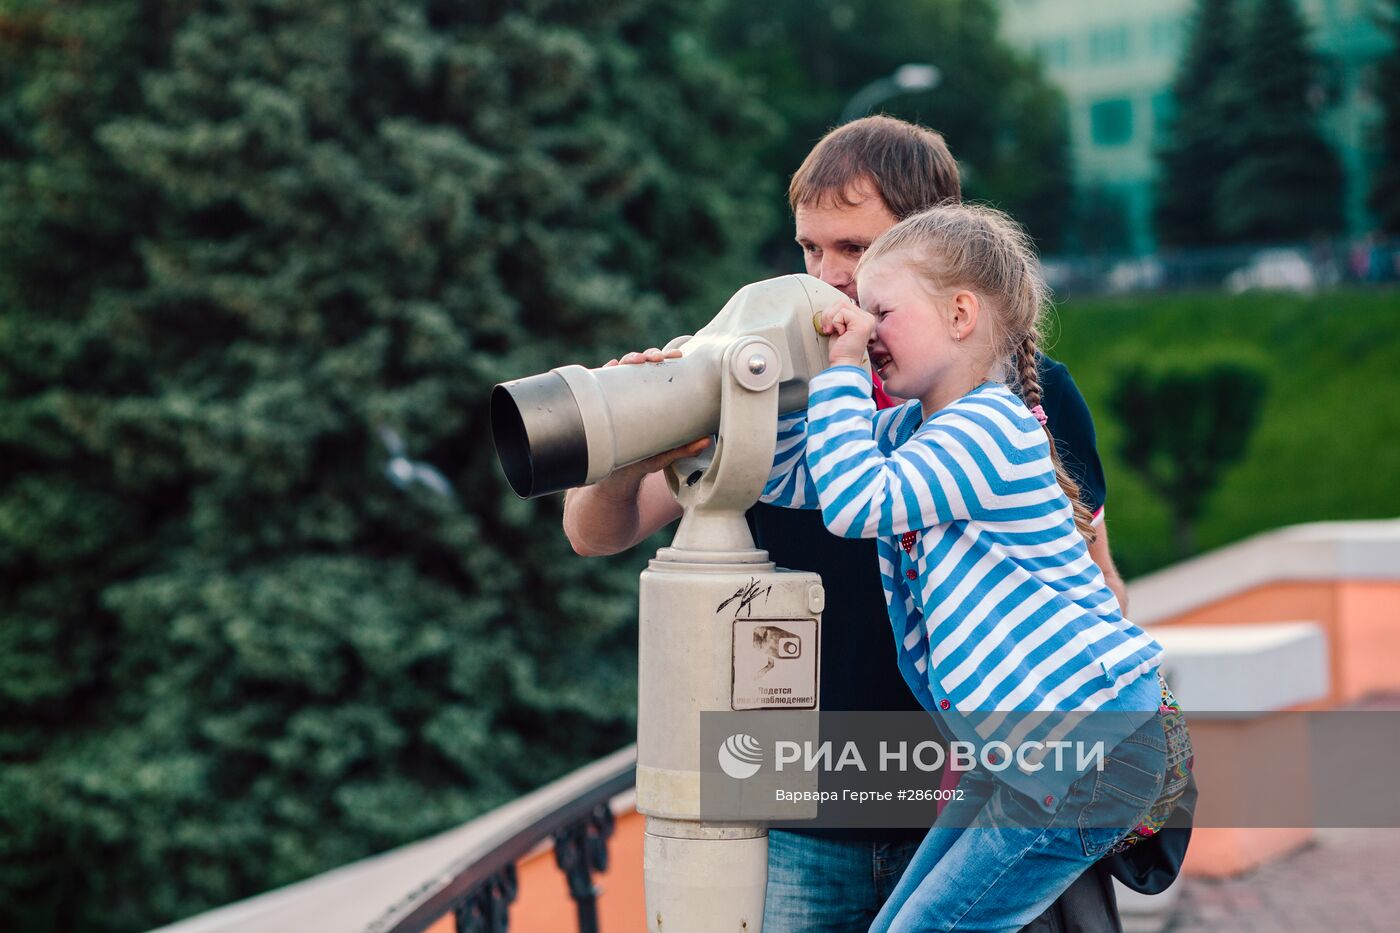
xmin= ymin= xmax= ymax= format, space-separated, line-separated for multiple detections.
xmin=642 ymin=818 xmax=768 ymax=933
xmin=637 ymin=552 xmax=822 ymax=933
xmin=637 ymin=334 xmax=824 ymax=932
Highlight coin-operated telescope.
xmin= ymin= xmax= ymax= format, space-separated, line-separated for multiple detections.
xmin=491 ymin=275 xmax=855 ymax=932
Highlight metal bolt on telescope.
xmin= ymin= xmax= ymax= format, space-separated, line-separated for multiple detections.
xmin=491 ymin=274 xmax=856 ymax=932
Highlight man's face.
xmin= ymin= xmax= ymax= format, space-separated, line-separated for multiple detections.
xmin=794 ymin=185 xmax=898 ymax=302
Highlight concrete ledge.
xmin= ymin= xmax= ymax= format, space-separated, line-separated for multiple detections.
xmin=150 ymin=746 xmax=638 ymax=933
xmin=1151 ymin=622 xmax=1329 ymax=713
xmin=1129 ymin=519 xmax=1400 ymax=626
xmin=1114 ymin=878 xmax=1180 ymax=933
xmin=1146 ymin=621 xmax=1330 ymax=881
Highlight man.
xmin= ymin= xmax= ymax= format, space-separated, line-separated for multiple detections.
xmin=564 ymin=116 xmax=1137 ymax=932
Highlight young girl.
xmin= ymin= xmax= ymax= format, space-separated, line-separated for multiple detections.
xmin=762 ymin=203 xmax=1192 ymax=932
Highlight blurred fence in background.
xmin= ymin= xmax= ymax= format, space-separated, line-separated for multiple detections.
xmin=1045 ymin=236 xmax=1400 ymax=298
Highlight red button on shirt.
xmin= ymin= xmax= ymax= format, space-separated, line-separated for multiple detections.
xmin=1044 ymin=795 xmax=1055 ymax=807
xmin=905 ymin=569 xmax=917 ymax=580
xmin=939 ymin=699 xmax=950 ymax=710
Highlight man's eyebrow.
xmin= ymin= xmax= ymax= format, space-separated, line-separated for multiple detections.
xmin=794 ymin=235 xmax=874 ymax=249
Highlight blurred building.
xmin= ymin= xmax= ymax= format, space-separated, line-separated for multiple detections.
xmin=998 ymin=0 xmax=1393 ymax=255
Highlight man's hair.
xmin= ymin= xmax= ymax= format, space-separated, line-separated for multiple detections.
xmin=788 ymin=115 xmax=962 ymax=219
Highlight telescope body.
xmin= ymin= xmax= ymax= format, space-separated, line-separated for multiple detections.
xmin=491 ymin=274 xmax=856 ymax=931
xmin=490 ymin=274 xmax=846 ymax=499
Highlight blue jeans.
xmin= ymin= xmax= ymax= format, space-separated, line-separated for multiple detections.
xmin=871 ymin=715 xmax=1169 ymax=933
xmin=763 ymin=831 xmax=922 ymax=932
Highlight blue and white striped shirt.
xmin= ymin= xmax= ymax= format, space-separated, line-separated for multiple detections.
xmin=762 ymin=366 xmax=1163 ymax=809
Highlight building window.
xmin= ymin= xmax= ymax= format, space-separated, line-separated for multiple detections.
xmin=1089 ymin=25 xmax=1129 ymax=64
xmin=1090 ymin=98 xmax=1134 ymax=146
xmin=1150 ymin=18 xmax=1182 ymax=58
xmin=1037 ymin=37 xmax=1071 ymax=69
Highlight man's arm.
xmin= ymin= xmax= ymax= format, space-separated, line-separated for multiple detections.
xmin=1038 ymin=356 xmax=1128 ymax=612
xmin=561 ymin=443 xmax=701 ymax=556
xmin=1088 ymin=519 xmax=1128 ymax=613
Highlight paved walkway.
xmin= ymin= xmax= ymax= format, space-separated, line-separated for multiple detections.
xmin=1169 ymin=829 xmax=1400 ymax=931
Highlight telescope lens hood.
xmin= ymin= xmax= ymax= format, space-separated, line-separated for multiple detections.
xmin=491 ymin=372 xmax=590 ymax=498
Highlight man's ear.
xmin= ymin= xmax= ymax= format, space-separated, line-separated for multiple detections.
xmin=950 ymin=289 xmax=981 ymax=340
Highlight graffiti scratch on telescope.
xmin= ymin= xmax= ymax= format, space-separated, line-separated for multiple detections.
xmin=717 ymin=578 xmax=773 ymax=618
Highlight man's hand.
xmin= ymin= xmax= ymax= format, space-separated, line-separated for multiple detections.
xmin=588 ymin=435 xmax=712 ymax=497
xmin=606 ymin=347 xmax=678 ymax=367
xmin=816 ymin=301 xmax=876 ymax=368
xmin=599 ymin=347 xmax=712 ymax=479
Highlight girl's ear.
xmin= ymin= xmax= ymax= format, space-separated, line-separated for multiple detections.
xmin=950 ymin=289 xmax=981 ymax=341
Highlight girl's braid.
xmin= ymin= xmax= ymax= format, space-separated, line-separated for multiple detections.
xmin=1015 ymin=334 xmax=1043 ymax=410
xmin=1014 ymin=330 xmax=1097 ymax=545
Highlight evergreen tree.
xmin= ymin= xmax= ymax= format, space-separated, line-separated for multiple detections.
xmin=0 ymin=2 xmax=777 ymax=930
xmin=1109 ymin=353 xmax=1268 ymax=558
xmin=1216 ymin=0 xmax=1345 ymax=242
xmin=708 ymin=0 xmax=1073 ymax=254
xmin=1154 ymin=0 xmax=1242 ymax=247
xmin=1368 ymin=0 xmax=1400 ymax=233
xmin=1070 ymin=184 xmax=1134 ymax=257
xmin=0 ymin=4 xmax=179 ymax=923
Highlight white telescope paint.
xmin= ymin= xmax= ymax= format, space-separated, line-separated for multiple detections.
xmin=491 ymin=274 xmax=854 ymax=500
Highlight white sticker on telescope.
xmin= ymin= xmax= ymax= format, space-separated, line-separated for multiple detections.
xmin=732 ymin=618 xmax=818 ymax=710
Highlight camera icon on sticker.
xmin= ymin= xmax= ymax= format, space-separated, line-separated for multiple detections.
xmin=753 ymin=625 xmax=801 ymax=679
xmin=754 ymin=624 xmax=801 ymax=659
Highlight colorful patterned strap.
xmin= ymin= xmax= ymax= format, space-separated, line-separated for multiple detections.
xmin=1106 ymin=675 xmax=1195 ymax=855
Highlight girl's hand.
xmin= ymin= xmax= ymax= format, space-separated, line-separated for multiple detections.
xmin=817 ymin=301 xmax=875 ymax=368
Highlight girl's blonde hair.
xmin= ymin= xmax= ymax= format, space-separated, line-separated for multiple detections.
xmin=859 ymin=203 xmax=1097 ymax=543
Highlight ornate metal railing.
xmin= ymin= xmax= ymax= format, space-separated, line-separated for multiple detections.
xmin=365 ymin=745 xmax=635 ymax=933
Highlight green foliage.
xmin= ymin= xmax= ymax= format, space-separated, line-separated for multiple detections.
xmin=1155 ymin=0 xmax=1242 ymax=247
xmin=708 ymin=0 xmax=1073 ymax=254
xmin=1108 ymin=352 xmax=1268 ymax=556
xmin=1369 ymin=0 xmax=1400 ymax=234
xmin=1215 ymin=0 xmax=1345 ymax=241
xmin=1070 ymin=184 xmax=1134 ymax=257
xmin=1050 ymin=288 xmax=1400 ymax=577
xmin=0 ymin=1 xmax=776 ymax=930
xmin=1155 ymin=0 xmax=1345 ymax=246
